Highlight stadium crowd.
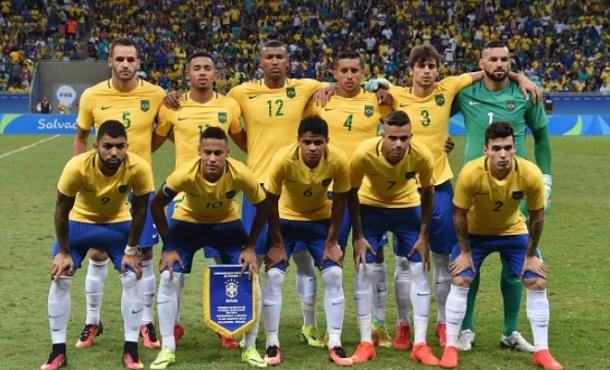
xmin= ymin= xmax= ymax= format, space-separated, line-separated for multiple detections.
xmin=1 ymin=0 xmax=608 ymax=93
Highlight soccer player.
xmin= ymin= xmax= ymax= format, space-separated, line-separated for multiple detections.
xmin=73 ymin=37 xmax=165 ymax=349
xmin=153 ymin=51 xmax=247 ymax=348
xmin=306 ymin=50 xmax=392 ymax=347
xmin=452 ymin=40 xmax=552 ymax=352
xmin=263 ymin=115 xmax=352 ymax=366
xmin=149 ymin=127 xmax=268 ymax=369
xmin=349 ymin=111 xmax=438 ymax=365
xmin=439 ymin=122 xmax=562 ymax=370
xmin=41 ymin=120 xmax=154 ymax=370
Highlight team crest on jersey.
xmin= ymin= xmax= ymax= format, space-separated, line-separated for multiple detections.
xmin=225 ymin=190 xmax=236 ymax=199
xmin=405 ymin=171 xmax=416 ymax=179
xmin=140 ymin=100 xmax=150 ymax=112
xmin=435 ymin=93 xmax=445 ymax=106
xmin=218 ymin=112 xmax=227 ymax=123
xmin=286 ymin=87 xmax=296 ymax=99
xmin=225 ymin=278 xmax=239 ymax=298
xmin=506 ymin=100 xmax=516 ymax=111
xmin=118 ymin=184 xmax=128 ymax=193
xmin=364 ymin=105 xmax=374 ymax=117
xmin=321 ymin=178 xmax=332 ymax=187
xmin=512 ymin=190 xmax=524 ymax=200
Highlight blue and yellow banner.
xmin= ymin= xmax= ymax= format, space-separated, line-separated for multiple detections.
xmin=203 ymin=264 xmax=258 ymax=338
xmin=0 ymin=114 xmax=78 ymax=134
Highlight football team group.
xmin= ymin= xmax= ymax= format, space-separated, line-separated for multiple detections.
xmin=41 ymin=36 xmax=563 ymax=370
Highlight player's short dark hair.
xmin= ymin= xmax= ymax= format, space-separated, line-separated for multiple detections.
xmin=408 ymin=45 xmax=441 ymax=68
xmin=384 ymin=111 xmax=410 ymax=127
xmin=298 ymin=115 xmax=328 ymax=137
xmin=263 ymin=39 xmax=285 ymax=49
xmin=97 ymin=120 xmax=127 ymax=140
xmin=485 ymin=121 xmax=514 ymax=144
xmin=110 ymin=37 xmax=140 ymax=58
xmin=334 ymin=50 xmax=363 ymax=68
xmin=482 ymin=40 xmax=507 ymax=50
xmin=200 ymin=126 xmax=227 ymax=142
xmin=187 ymin=51 xmax=215 ymax=65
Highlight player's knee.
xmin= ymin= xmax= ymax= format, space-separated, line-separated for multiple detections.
xmin=141 ymin=248 xmax=153 ymax=260
xmin=159 ymin=271 xmax=180 ymax=294
xmin=523 ymin=277 xmax=546 ymax=290
xmin=322 ymin=266 xmax=343 ymax=293
xmin=120 ymin=271 xmax=138 ymax=290
xmin=265 ymin=268 xmax=285 ymax=292
xmin=451 ymin=275 xmax=472 ymax=287
xmin=89 ymin=248 xmax=109 ymax=261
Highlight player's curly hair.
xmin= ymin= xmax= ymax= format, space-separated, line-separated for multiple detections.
xmin=485 ymin=121 xmax=514 ymax=144
xmin=298 ymin=115 xmax=328 ymax=137
xmin=408 ymin=45 xmax=441 ymax=69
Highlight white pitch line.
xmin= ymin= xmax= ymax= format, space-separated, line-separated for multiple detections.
xmin=0 ymin=135 xmax=61 ymax=159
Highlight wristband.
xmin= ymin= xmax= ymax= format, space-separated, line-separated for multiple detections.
xmin=124 ymin=245 xmax=141 ymax=256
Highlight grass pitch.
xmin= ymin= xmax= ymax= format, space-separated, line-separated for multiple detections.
xmin=0 ymin=135 xmax=608 ymax=369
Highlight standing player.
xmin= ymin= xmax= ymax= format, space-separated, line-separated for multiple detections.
xmin=152 ymin=51 xmax=246 ymax=348
xmin=348 ymin=111 xmax=438 ymax=365
xmin=439 ymin=122 xmax=562 ymax=370
xmin=41 ymin=121 xmax=154 ymax=370
xmin=263 ymin=116 xmax=352 ymax=366
xmin=73 ymin=37 xmax=165 ymax=349
xmin=149 ymin=127 xmax=268 ymax=369
xmin=452 ymin=40 xmax=552 ymax=352
xmin=306 ymin=50 xmax=392 ymax=347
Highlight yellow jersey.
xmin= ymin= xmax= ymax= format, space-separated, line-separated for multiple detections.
xmin=165 ymin=157 xmax=265 ymax=224
xmin=77 ymin=78 xmax=165 ymax=163
xmin=266 ymin=144 xmax=350 ymax=221
xmin=453 ymin=156 xmax=545 ymax=235
xmin=57 ymin=151 xmax=154 ymax=223
xmin=350 ymin=137 xmax=435 ymax=208
xmin=306 ymin=89 xmax=391 ymax=157
xmin=390 ymin=74 xmax=473 ymax=184
xmin=156 ymin=91 xmax=243 ymax=168
xmin=228 ymin=78 xmax=324 ymax=183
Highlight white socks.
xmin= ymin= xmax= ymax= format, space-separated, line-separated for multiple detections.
xmin=371 ymin=262 xmax=388 ymax=323
xmin=140 ymin=259 xmax=156 ymax=324
xmin=410 ymin=262 xmax=431 ymax=344
xmin=293 ymin=250 xmax=317 ymax=326
xmin=48 ymin=276 xmax=73 ymax=344
xmin=244 ymin=277 xmax=262 ymax=349
xmin=322 ymin=266 xmax=344 ymax=349
xmin=527 ymin=288 xmax=550 ymax=351
xmin=175 ymin=273 xmax=185 ymax=325
xmin=354 ymin=264 xmax=373 ymax=342
xmin=85 ymin=258 xmax=108 ymax=325
xmin=121 ymin=271 xmax=143 ymax=342
xmin=157 ymin=271 xmax=181 ymax=352
xmin=445 ymin=285 xmax=469 ymax=347
xmin=263 ymin=267 xmax=285 ymax=348
xmin=394 ymin=256 xmax=412 ymax=326
xmin=432 ymin=252 xmax=451 ymax=323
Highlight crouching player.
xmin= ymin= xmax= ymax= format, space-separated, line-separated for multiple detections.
xmin=440 ymin=122 xmax=563 ymax=370
xmin=348 ymin=110 xmax=438 ymax=365
xmin=42 ymin=120 xmax=154 ymax=370
xmin=263 ymin=115 xmax=352 ymax=366
xmin=149 ymin=127 xmax=268 ymax=369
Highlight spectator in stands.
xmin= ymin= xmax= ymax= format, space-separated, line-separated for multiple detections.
xmin=36 ymin=96 xmax=51 ymax=113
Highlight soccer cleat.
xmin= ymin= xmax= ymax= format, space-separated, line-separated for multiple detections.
xmin=350 ymin=341 xmax=376 ymax=364
xmin=410 ymin=343 xmax=440 ymax=366
xmin=439 ymin=345 xmax=459 ymax=369
xmin=264 ymin=345 xmax=281 ymax=366
xmin=123 ymin=352 xmax=144 ymax=369
xmin=436 ymin=322 xmax=447 ymax=347
xmin=140 ymin=323 xmax=161 ymax=349
xmin=532 ymin=349 xmax=564 ymax=370
xmin=75 ymin=322 xmax=103 ymax=348
xmin=40 ymin=351 xmax=67 ymax=370
xmin=218 ymin=333 xmax=239 ymax=349
xmin=300 ymin=325 xmax=325 ymax=348
xmin=242 ymin=347 xmax=267 ymax=368
xmin=328 ymin=346 xmax=353 ymax=366
xmin=500 ymin=331 xmax=535 ymax=353
xmin=392 ymin=322 xmax=412 ymax=350
xmin=173 ymin=324 xmax=184 ymax=344
xmin=150 ymin=349 xmax=176 ymax=369
xmin=372 ymin=322 xmax=392 ymax=348
xmin=457 ymin=329 xmax=475 ymax=351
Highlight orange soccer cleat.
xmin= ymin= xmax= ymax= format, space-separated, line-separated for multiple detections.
xmin=392 ymin=322 xmax=412 ymax=350
xmin=436 ymin=322 xmax=447 ymax=347
xmin=140 ymin=323 xmax=160 ymax=349
xmin=123 ymin=352 xmax=144 ymax=369
xmin=350 ymin=341 xmax=376 ymax=364
xmin=439 ymin=345 xmax=459 ymax=369
xmin=75 ymin=322 xmax=103 ymax=349
xmin=40 ymin=351 xmax=66 ymax=370
xmin=532 ymin=349 xmax=564 ymax=370
xmin=410 ymin=343 xmax=440 ymax=366
xmin=328 ymin=346 xmax=353 ymax=366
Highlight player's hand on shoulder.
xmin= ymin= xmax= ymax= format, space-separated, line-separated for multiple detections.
xmin=375 ymin=88 xmax=393 ymax=105
xmin=444 ymin=136 xmax=455 ymax=154
xmin=323 ymin=241 xmax=343 ymax=267
xmin=518 ymin=78 xmax=542 ymax=102
xmin=450 ymin=251 xmax=475 ymax=277
xmin=353 ymin=237 xmax=375 ymax=271
xmin=265 ymin=244 xmax=287 ymax=271
xmin=51 ymin=252 xmax=74 ymax=280
xmin=163 ymin=90 xmax=183 ymax=110
xmin=239 ymin=247 xmax=258 ymax=277
xmin=312 ymin=85 xmax=338 ymax=107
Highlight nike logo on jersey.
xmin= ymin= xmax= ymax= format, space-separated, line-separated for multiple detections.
xmin=399 ymin=103 xmax=409 ymax=107
xmin=248 ymin=95 xmax=258 ymax=99
xmin=475 ymin=191 xmax=489 ymax=195
xmin=177 ymin=117 xmax=188 ymax=121
xmin=468 ymin=101 xmax=481 ymax=106
xmin=152 ymin=233 xmax=159 ymax=239
xmin=101 ymin=106 xmax=112 ymax=110
xmin=83 ymin=187 xmax=95 ymax=192
xmin=324 ymin=108 xmax=336 ymax=111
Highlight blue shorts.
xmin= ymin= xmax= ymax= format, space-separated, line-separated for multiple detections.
xmin=428 ymin=181 xmax=458 ymax=255
xmin=242 ymin=195 xmax=268 ymax=255
xmin=450 ymin=234 xmax=543 ymax=279
xmin=165 ymin=219 xmax=247 ymax=273
xmin=129 ymin=192 xmax=159 ymax=248
xmin=361 ymin=205 xmax=422 ymax=263
xmin=167 ymin=198 xmax=219 ymax=259
xmin=52 ymin=220 xmax=130 ymax=270
xmin=271 ymin=218 xmax=339 ymax=271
